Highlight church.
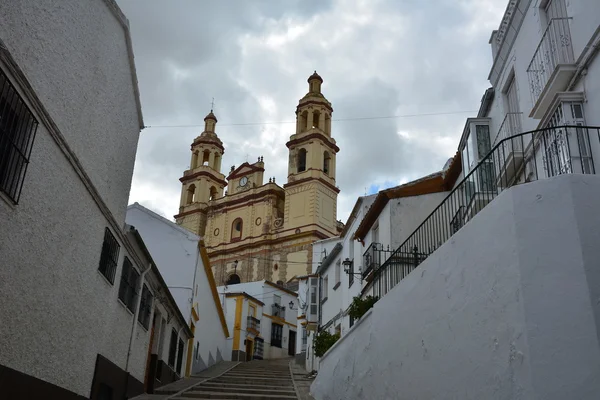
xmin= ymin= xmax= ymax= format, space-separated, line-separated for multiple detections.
xmin=174 ymin=72 xmax=343 ymax=286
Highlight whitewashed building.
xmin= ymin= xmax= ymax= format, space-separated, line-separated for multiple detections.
xmin=0 ymin=1 xmax=157 ymax=399
xmin=218 ymin=281 xmax=298 ymax=362
xmin=126 ymin=203 xmax=230 ymax=381
xmin=312 ymin=0 xmax=600 ymax=398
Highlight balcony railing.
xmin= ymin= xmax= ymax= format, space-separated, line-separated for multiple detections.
xmin=373 ymin=125 xmax=599 ymax=299
xmin=362 ymin=242 xmax=392 ymax=279
xmin=247 ymin=316 xmax=260 ymax=332
xmin=272 ymin=303 xmax=285 ymax=319
xmin=527 ymin=18 xmax=574 ymax=106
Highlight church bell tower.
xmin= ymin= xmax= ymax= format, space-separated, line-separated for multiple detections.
xmin=174 ymin=110 xmax=227 ymax=236
xmin=283 ymin=72 xmax=340 ymax=237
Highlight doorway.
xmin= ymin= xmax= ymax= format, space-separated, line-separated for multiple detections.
xmin=245 ymin=339 xmax=254 ymax=361
xmin=288 ymin=330 xmax=296 ymax=356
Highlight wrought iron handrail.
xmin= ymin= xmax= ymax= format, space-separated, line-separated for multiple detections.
xmin=247 ymin=315 xmax=260 ymax=331
xmin=373 ymin=125 xmax=600 ymax=299
xmin=271 ymin=303 xmax=286 ymax=319
xmin=362 ymin=242 xmax=392 ymax=279
xmin=493 ymin=112 xmax=523 ymax=146
xmin=526 ymin=18 xmax=574 ymax=103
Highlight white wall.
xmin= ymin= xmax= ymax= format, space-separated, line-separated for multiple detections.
xmin=0 ymin=0 xmax=142 ymax=224
xmin=126 ymin=204 xmax=230 ymax=372
xmin=312 ymin=174 xmax=600 ymax=400
xmin=0 ymin=1 xmax=142 ymax=396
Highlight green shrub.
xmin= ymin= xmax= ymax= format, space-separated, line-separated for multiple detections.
xmin=314 ymin=330 xmax=340 ymax=357
xmin=347 ymin=295 xmax=379 ymax=320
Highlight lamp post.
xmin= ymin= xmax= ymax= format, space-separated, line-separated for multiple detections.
xmin=342 ymin=258 xmax=362 ymax=280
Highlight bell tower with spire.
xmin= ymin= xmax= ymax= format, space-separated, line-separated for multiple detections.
xmin=174 ymin=110 xmax=227 ymax=236
xmin=283 ymin=71 xmax=341 ymax=237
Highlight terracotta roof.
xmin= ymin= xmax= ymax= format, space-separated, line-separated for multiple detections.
xmin=353 ymin=167 xmax=461 ymax=241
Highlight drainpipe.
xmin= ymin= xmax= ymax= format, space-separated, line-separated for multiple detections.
xmin=126 ymin=262 xmax=152 ymax=372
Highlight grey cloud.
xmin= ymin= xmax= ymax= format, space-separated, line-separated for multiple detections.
xmin=120 ymin=0 xmax=507 ymax=221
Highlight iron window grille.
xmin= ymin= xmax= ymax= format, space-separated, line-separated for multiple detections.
xmin=0 ymin=68 xmax=39 ymax=204
xmin=98 ymin=228 xmax=120 ymax=284
xmin=176 ymin=338 xmax=184 ymax=376
xmin=271 ymin=323 xmax=283 ymax=348
xmin=118 ymin=257 xmax=139 ymax=312
xmin=168 ymin=329 xmax=177 ymax=367
xmin=138 ymin=284 xmax=153 ymax=329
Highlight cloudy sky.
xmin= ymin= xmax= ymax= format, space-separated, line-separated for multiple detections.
xmin=119 ymin=0 xmax=507 ymax=223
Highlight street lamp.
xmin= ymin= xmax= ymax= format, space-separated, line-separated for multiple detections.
xmin=288 ymin=301 xmax=296 ymax=310
xmin=342 ymin=258 xmax=362 ymax=279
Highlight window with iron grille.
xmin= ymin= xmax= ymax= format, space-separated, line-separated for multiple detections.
xmin=168 ymin=329 xmax=177 ymax=367
xmin=0 ymin=68 xmax=39 ymax=204
xmin=138 ymin=284 xmax=153 ymax=329
xmin=176 ymin=338 xmax=184 ymax=375
xmin=98 ymin=228 xmax=120 ymax=284
xmin=118 ymin=257 xmax=139 ymax=312
xmin=271 ymin=323 xmax=283 ymax=348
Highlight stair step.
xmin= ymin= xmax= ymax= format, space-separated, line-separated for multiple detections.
xmin=208 ymin=379 xmax=292 ymax=387
xmin=196 ymin=382 xmax=294 ymax=391
xmin=192 ymin=386 xmax=296 ymax=396
xmin=220 ymin=374 xmax=291 ymax=380
xmin=178 ymin=390 xmax=297 ymax=399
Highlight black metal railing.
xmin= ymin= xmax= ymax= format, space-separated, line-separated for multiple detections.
xmin=362 ymin=242 xmax=392 ymax=279
xmin=271 ymin=303 xmax=285 ymax=319
xmin=247 ymin=316 xmax=260 ymax=332
xmin=372 ymin=125 xmax=600 ymax=299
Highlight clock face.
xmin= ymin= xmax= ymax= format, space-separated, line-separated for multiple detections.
xmin=240 ymin=176 xmax=249 ymax=187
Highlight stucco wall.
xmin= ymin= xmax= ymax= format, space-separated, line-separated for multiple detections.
xmin=0 ymin=0 xmax=141 ymax=224
xmin=312 ymin=175 xmax=600 ymax=400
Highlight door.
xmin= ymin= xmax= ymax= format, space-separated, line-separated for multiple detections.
xmin=245 ymin=339 xmax=254 ymax=361
xmin=288 ymin=330 xmax=296 ymax=356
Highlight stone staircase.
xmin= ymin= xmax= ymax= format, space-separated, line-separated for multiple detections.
xmin=171 ymin=359 xmax=298 ymax=399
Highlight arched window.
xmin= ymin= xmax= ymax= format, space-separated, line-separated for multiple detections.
xmin=202 ymin=150 xmax=210 ymax=166
xmin=323 ymin=151 xmax=331 ymax=175
xmin=298 ymin=149 xmax=307 ymax=173
xmin=300 ymin=111 xmax=308 ymax=132
xmin=209 ymin=186 xmax=217 ymax=201
xmin=186 ymin=184 xmax=196 ymax=205
xmin=231 ymin=218 xmax=243 ymax=241
xmin=191 ymin=151 xmax=199 ymax=169
xmin=227 ymin=274 xmax=241 ymax=285
xmin=312 ymin=111 xmax=320 ymax=129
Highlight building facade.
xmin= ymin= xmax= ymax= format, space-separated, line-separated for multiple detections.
xmin=126 ymin=203 xmax=230 ymax=378
xmin=174 ymin=72 xmax=343 ymax=286
xmin=0 ymin=1 xmax=158 ymax=398
xmin=218 ymin=281 xmax=298 ymax=362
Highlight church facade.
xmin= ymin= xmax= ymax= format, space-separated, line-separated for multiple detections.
xmin=174 ymin=72 xmax=343 ymax=285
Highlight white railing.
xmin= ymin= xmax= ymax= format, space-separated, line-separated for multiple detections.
xmin=527 ymin=18 xmax=574 ymax=105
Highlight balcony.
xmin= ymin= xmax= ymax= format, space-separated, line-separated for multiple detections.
xmin=374 ymin=125 xmax=600 ymax=300
xmin=362 ymin=243 xmax=392 ymax=280
xmin=247 ymin=316 xmax=260 ymax=333
xmin=527 ymin=18 xmax=576 ymax=118
xmin=494 ymin=112 xmax=523 ymax=185
xmin=271 ymin=303 xmax=286 ymax=320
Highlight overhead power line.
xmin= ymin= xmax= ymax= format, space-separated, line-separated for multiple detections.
xmin=143 ymin=110 xmax=478 ymax=129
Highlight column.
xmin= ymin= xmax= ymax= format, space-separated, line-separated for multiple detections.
xmin=209 ymin=150 xmax=215 ymax=169
xmin=307 ymin=109 xmax=314 ymax=130
xmin=319 ymin=111 xmax=325 ymax=131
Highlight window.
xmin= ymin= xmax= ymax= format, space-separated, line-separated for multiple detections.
xmin=209 ymin=186 xmax=217 ymax=201
xmin=349 ymin=259 xmax=355 ymax=287
xmin=372 ymin=223 xmax=379 ymax=244
xmin=271 ymin=323 xmax=283 ymax=348
xmin=118 ymin=257 xmax=139 ymax=312
xmin=98 ymin=228 xmax=120 ymax=284
xmin=349 ymin=315 xmax=355 ymax=328
xmin=231 ymin=218 xmax=243 ymax=241
xmin=309 ymin=278 xmax=318 ymax=316
xmin=202 ymin=149 xmax=210 ymax=166
xmin=322 ymin=276 xmax=328 ymax=301
xmin=168 ymin=329 xmax=177 ymax=367
xmin=323 ymin=151 xmax=331 ymax=175
xmin=298 ymin=148 xmax=307 ymax=172
xmin=176 ymin=338 xmax=184 ymax=375
xmin=186 ymin=184 xmax=196 ymax=205
xmin=334 ymin=259 xmax=341 ymax=287
xmin=138 ymin=284 xmax=153 ymax=329
xmin=301 ymin=329 xmax=307 ymax=351
xmin=195 ymin=342 xmax=200 ymax=360
xmin=0 ymin=69 xmax=39 ymax=204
